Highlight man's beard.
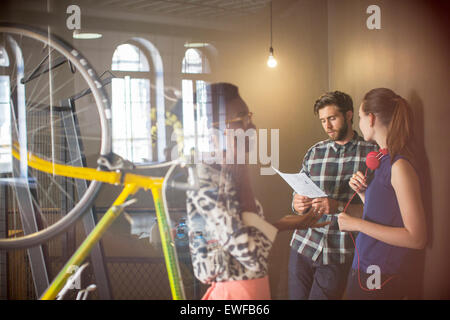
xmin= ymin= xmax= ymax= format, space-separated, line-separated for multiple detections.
xmin=330 ymin=121 xmax=349 ymax=141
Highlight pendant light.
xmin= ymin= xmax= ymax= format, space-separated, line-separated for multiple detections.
xmin=267 ymin=1 xmax=277 ymax=68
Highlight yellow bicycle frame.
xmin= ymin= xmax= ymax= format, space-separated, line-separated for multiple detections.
xmin=12 ymin=147 xmax=185 ymax=300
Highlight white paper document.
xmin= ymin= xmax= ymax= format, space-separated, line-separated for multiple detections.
xmin=273 ymin=167 xmax=328 ymax=198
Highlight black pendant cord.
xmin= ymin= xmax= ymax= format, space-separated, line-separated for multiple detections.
xmin=270 ymin=1 xmax=273 ymax=50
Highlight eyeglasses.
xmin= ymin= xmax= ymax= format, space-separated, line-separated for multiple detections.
xmin=212 ymin=112 xmax=253 ymax=128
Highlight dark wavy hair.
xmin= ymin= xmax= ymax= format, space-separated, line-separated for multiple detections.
xmin=203 ymin=82 xmax=240 ymax=125
xmin=313 ymin=91 xmax=354 ymax=122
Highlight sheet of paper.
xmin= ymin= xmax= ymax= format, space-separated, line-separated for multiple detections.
xmin=272 ymin=167 xmax=327 ymax=198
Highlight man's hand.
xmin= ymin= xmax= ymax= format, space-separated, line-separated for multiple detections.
xmin=311 ymin=197 xmax=340 ymax=215
xmin=293 ymin=194 xmax=313 ymax=214
xmin=274 ymin=211 xmax=331 ymax=231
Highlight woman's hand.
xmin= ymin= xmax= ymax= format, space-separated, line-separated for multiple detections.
xmin=337 ymin=212 xmax=361 ymax=232
xmin=349 ymin=171 xmax=368 ymax=194
xmin=311 ymin=197 xmax=339 ymax=215
xmin=274 ymin=210 xmax=330 ymax=231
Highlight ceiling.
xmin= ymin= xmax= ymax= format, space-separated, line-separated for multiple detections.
xmin=79 ymin=0 xmax=272 ymax=19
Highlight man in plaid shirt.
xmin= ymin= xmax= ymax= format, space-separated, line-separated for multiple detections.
xmin=289 ymin=91 xmax=377 ymax=300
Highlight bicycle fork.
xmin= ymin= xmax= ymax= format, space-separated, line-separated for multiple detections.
xmin=151 ymin=187 xmax=186 ymax=300
xmin=40 ymin=183 xmax=185 ymax=300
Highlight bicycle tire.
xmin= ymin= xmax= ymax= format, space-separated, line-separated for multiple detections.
xmin=0 ymin=22 xmax=112 ymax=249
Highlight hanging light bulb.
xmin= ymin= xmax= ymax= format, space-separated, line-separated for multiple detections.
xmin=267 ymin=1 xmax=277 ymax=68
xmin=267 ymin=47 xmax=277 ymax=68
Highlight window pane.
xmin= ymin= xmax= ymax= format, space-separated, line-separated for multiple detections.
xmin=132 ymin=138 xmax=151 ymax=163
xmin=196 ymin=80 xmax=209 ymax=152
xmin=182 ymin=79 xmax=195 ymax=155
xmin=0 ymin=46 xmax=9 ymax=67
xmin=112 ymin=43 xmax=150 ymax=72
xmin=111 ymin=78 xmax=127 ymax=138
xmin=0 ymin=75 xmax=12 ymax=173
xmin=111 ymin=77 xmax=152 ymax=163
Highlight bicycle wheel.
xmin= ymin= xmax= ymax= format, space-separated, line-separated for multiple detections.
xmin=0 ymin=23 xmax=112 ymax=249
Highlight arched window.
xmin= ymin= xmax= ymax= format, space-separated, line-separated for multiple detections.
xmin=111 ymin=43 xmax=153 ymax=163
xmin=181 ymin=48 xmax=211 ymax=156
xmin=182 ymin=48 xmax=210 ymax=74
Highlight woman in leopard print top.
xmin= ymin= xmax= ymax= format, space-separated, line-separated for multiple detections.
xmin=187 ymin=163 xmax=274 ymax=285
xmin=185 ymin=83 xmax=329 ymax=299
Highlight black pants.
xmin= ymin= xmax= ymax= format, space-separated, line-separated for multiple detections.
xmin=288 ymin=248 xmax=352 ymax=300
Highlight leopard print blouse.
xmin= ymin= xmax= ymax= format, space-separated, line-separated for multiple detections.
xmin=186 ymin=164 xmax=273 ymax=284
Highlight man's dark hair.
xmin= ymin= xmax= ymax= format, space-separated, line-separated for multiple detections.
xmin=313 ymin=91 xmax=353 ymax=121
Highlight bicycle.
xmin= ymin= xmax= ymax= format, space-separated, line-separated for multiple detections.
xmin=0 ymin=22 xmax=194 ymax=300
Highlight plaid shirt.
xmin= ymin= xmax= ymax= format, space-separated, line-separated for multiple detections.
xmin=290 ymin=131 xmax=377 ymax=265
